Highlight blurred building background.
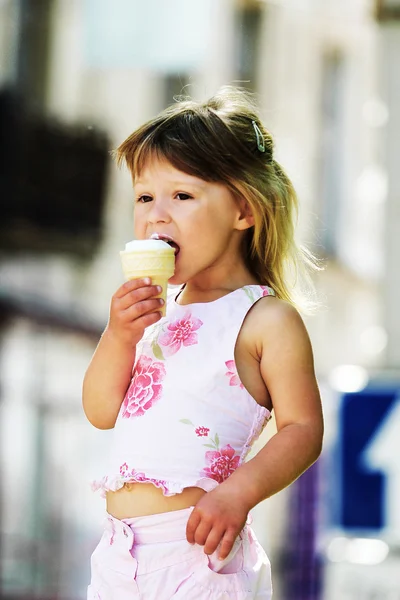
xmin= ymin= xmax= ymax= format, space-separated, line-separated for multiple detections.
xmin=0 ymin=0 xmax=399 ymax=598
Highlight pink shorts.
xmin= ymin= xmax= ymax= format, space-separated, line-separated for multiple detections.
xmin=88 ymin=507 xmax=272 ymax=599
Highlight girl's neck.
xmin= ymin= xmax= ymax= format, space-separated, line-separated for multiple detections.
xmin=178 ymin=267 xmax=260 ymax=305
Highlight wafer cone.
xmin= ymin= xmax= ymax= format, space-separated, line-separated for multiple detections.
xmin=120 ymin=241 xmax=175 ymax=316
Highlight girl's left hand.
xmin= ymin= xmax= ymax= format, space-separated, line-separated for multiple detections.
xmin=186 ymin=485 xmax=250 ymax=560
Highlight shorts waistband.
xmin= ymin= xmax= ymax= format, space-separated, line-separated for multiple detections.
xmin=105 ymin=507 xmax=194 ymax=545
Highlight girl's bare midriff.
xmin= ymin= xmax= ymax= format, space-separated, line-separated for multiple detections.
xmin=106 ymin=482 xmax=207 ymax=519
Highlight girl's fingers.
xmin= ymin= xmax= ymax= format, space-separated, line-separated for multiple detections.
xmin=215 ymin=530 xmax=237 ymax=560
xmin=192 ymin=521 xmax=213 ymax=547
xmin=186 ymin=511 xmax=201 ymax=545
xmin=114 ymin=278 xmax=152 ymax=299
xmin=124 ymin=298 xmax=164 ymax=320
xmin=107 ymin=278 xmax=164 ymax=345
xmin=203 ymin=528 xmax=226 ymax=557
xmin=117 ymin=284 xmax=162 ymax=310
xmin=134 ymin=310 xmax=162 ymax=329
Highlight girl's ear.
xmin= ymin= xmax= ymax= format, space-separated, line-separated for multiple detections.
xmin=235 ymin=197 xmax=255 ymax=231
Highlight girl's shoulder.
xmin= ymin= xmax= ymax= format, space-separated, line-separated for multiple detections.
xmin=243 ymin=295 xmax=310 ymax=354
xmin=252 ymin=294 xmax=300 ymax=321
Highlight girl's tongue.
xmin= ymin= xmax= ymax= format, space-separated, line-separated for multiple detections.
xmin=168 ymin=242 xmax=180 ymax=256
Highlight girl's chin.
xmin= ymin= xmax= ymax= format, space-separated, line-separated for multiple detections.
xmin=168 ymin=274 xmax=185 ymax=286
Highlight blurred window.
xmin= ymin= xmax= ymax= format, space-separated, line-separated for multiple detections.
xmin=234 ymin=0 xmax=264 ymax=91
xmin=14 ymin=0 xmax=53 ymax=112
xmin=0 ymin=90 xmax=110 ymax=257
xmin=83 ymin=0 xmax=213 ymax=72
xmin=318 ymin=51 xmax=347 ymax=257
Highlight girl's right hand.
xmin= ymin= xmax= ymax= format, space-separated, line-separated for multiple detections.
xmin=106 ymin=277 xmax=164 ymax=347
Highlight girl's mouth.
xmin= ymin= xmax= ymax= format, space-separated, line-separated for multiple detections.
xmin=150 ymin=233 xmax=180 ymax=256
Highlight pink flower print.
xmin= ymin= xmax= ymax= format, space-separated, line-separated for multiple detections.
xmin=225 ymin=360 xmax=244 ymax=389
xmin=195 ymin=426 xmax=210 ymax=437
xmin=121 ymin=356 xmax=166 ymax=418
xmin=158 ymin=311 xmax=203 ymax=356
xmin=260 ymin=286 xmax=273 ymax=297
xmin=120 ymin=462 xmax=129 ymax=476
xmin=201 ymin=444 xmax=241 ymax=483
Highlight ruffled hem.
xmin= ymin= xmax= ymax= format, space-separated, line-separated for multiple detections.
xmin=90 ymin=474 xmax=219 ymax=499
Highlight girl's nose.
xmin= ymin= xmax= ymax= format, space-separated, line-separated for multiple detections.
xmin=147 ymin=199 xmax=171 ymax=224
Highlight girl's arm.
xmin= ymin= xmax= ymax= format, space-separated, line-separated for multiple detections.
xmin=186 ymin=298 xmax=323 ymax=559
xmin=82 ymin=278 xmax=164 ymax=429
xmin=226 ymin=299 xmax=323 ymax=504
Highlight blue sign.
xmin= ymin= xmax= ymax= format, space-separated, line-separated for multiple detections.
xmin=335 ymin=385 xmax=400 ymax=532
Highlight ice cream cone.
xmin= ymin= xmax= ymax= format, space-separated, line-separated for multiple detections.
xmin=120 ymin=240 xmax=175 ymax=316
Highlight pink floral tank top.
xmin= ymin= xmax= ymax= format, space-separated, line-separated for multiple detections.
xmin=91 ymin=284 xmax=275 ymax=497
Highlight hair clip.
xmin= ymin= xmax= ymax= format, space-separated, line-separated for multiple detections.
xmin=252 ymin=120 xmax=265 ymax=153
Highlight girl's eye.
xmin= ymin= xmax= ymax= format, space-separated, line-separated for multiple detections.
xmin=137 ymin=195 xmax=153 ymax=203
xmin=176 ymin=193 xmax=192 ymax=201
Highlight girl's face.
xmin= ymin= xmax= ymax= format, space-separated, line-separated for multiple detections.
xmin=133 ymin=157 xmax=253 ymax=286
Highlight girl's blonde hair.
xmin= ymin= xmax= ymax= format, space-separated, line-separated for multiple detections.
xmin=116 ymin=86 xmax=319 ymax=311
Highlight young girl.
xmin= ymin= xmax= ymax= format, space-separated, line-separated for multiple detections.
xmin=83 ymin=87 xmax=323 ymax=599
